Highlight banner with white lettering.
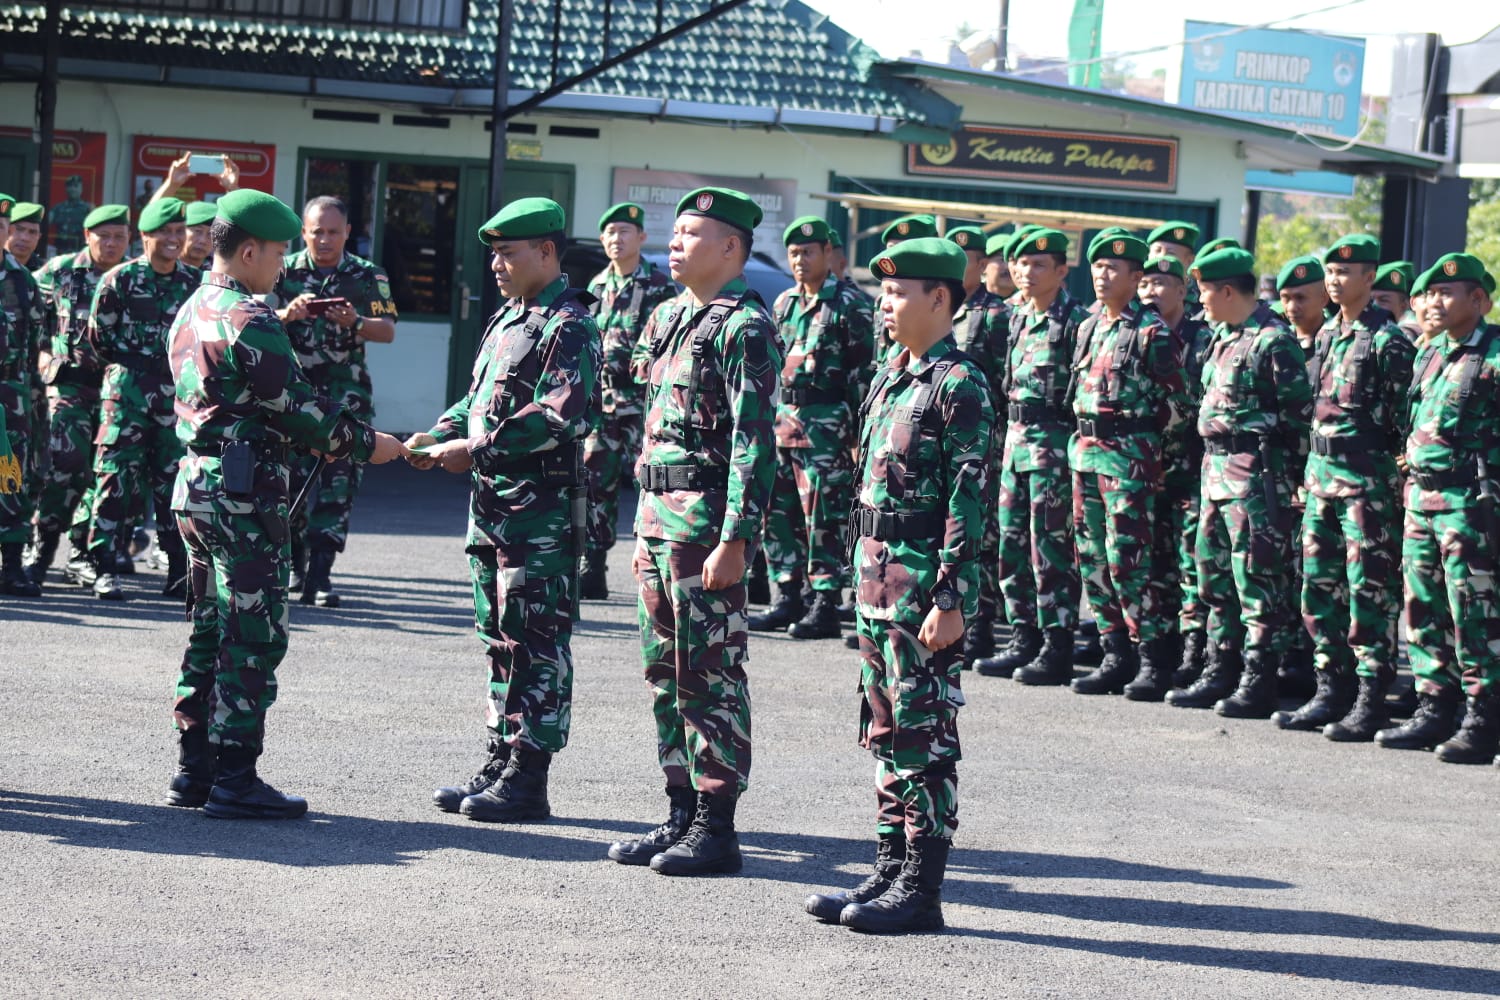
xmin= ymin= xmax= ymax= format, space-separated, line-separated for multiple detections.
xmin=610 ymin=168 xmax=797 ymax=250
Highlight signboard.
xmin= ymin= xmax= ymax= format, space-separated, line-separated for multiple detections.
xmin=905 ymin=125 xmax=1179 ymax=193
xmin=610 ymin=168 xmax=797 ymax=250
xmin=0 ymin=127 xmax=108 ymax=257
xmin=130 ymin=134 xmax=277 ymax=215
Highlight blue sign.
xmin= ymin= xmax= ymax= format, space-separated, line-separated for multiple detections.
xmin=1244 ymin=169 xmax=1355 ymax=198
xmin=1179 ymin=21 xmax=1365 ymax=138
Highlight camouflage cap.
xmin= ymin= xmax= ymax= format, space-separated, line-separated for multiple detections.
xmin=9 ymin=202 xmax=43 ymax=225
xmin=83 ymin=204 xmax=130 ymax=230
xmin=1147 ymin=220 xmax=1200 ymax=250
xmin=1193 ymin=237 xmax=1241 ymax=263
xmin=1088 ymin=233 xmax=1149 ymax=264
xmin=598 ymin=201 xmax=645 ymax=232
xmin=944 ymin=225 xmax=986 ymax=253
xmin=1323 ymin=233 xmax=1380 ymax=265
xmin=1192 ymin=247 xmax=1256 ymax=283
xmin=1142 ymin=254 xmax=1186 ymax=281
xmin=184 ymin=201 xmax=218 ymax=227
xmin=1276 ymin=255 xmax=1325 ymax=292
xmin=880 ymin=214 xmax=938 ymax=244
xmin=676 ymin=186 xmax=762 ymax=238
xmin=783 ymin=215 xmax=832 ymax=246
xmin=1012 ymin=227 xmax=1069 ymax=258
xmin=215 ymin=189 xmax=300 ymax=242
xmin=869 ymin=236 xmax=967 ymax=283
xmin=1373 ymin=260 xmax=1415 ymax=293
xmin=138 ymin=197 xmax=187 ymax=233
xmin=1417 ymin=252 xmax=1487 ymax=290
xmin=479 ymin=196 xmax=566 ymax=244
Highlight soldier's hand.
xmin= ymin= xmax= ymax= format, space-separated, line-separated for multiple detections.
xmin=278 ymin=293 xmax=315 ymax=324
xmin=403 ymin=432 xmax=438 ymax=470
xmin=918 ymin=607 xmax=964 ymax=652
xmin=368 ymin=432 xmax=408 ymax=465
xmin=166 ymin=152 xmax=193 ymax=188
xmin=423 ymin=439 xmax=473 ymax=474
xmin=702 ymin=538 xmax=747 ymax=591
xmin=329 ymin=302 xmax=358 ymax=329
xmin=219 ymin=155 xmax=240 ymax=191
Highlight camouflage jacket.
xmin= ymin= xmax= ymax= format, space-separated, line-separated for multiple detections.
xmin=0 ymin=250 xmax=44 ymax=390
xmin=952 ymin=286 xmax=1010 ymax=409
xmin=431 ymin=275 xmax=600 ymax=548
xmin=1002 ymin=290 xmax=1088 ymax=472
xmin=1404 ymin=320 xmax=1500 ymax=513
xmin=169 ymin=272 xmax=374 ymax=519
xmin=634 ymin=277 xmax=781 ymax=546
xmin=272 ymin=249 xmax=397 ymax=397
xmin=87 ymin=256 xmax=198 ymax=375
xmin=771 ymin=275 xmax=874 ymax=449
xmin=1304 ymin=303 xmax=1416 ymax=499
xmin=1197 ymin=302 xmax=1312 ymax=502
xmin=1162 ymin=313 xmax=1214 ymax=485
xmin=33 ymin=249 xmax=104 ymax=383
xmin=1067 ymin=299 xmax=1190 ymax=483
xmin=587 ymin=259 xmax=676 ymax=418
xmin=853 ymin=334 xmax=993 ymax=624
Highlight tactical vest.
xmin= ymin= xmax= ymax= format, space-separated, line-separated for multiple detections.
xmin=1068 ymin=305 xmax=1150 ymax=408
xmin=1408 ymin=323 xmax=1500 ymax=445
xmin=1307 ymin=322 xmax=1378 ymax=434
xmin=860 ymin=355 xmax=959 ymax=501
xmin=648 ymin=289 xmax=762 ymax=451
xmin=774 ymin=290 xmax=846 ymax=402
xmin=1004 ymin=298 xmax=1069 ymax=410
xmin=493 ymin=286 xmax=598 ymax=408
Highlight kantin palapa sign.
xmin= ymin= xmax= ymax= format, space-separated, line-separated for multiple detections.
xmin=907 ymin=125 xmax=1178 ymax=193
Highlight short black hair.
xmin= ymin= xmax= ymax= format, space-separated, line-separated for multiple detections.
xmin=303 ymin=195 xmax=348 ymax=221
xmin=1205 ymin=273 xmax=1257 ymax=296
xmin=211 ymin=219 xmax=259 ymax=259
xmin=921 ymin=278 xmax=967 ymax=318
xmin=526 ymin=231 xmax=567 ymax=258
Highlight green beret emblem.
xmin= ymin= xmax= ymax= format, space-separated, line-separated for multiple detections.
xmin=1112 ymin=239 xmax=1125 ymax=255
xmin=800 ymin=222 xmax=813 ymax=237
xmin=1157 ymin=259 xmax=1171 ymax=272
xmin=876 ymin=256 xmax=897 ymax=276
xmin=1338 ymin=245 xmax=1353 ymax=260
xmin=1392 ymin=272 xmax=1403 ymax=287
xmin=897 ymin=221 xmax=910 ymax=236
xmin=0 ymin=198 xmax=11 ymax=215
xmin=1444 ymin=259 xmax=1459 ymax=276
xmin=1173 ymin=228 xmax=1185 ymax=241
xmin=628 ymin=206 xmax=639 ymax=219
xmin=956 ymin=232 xmax=969 ymax=246
xmin=1294 ymin=264 xmax=1307 ymax=280
xmin=696 ymin=192 xmax=714 ymax=212
xmin=1036 ymin=236 xmax=1049 ymax=251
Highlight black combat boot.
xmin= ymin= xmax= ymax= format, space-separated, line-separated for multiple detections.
xmin=580 ymin=552 xmax=609 ymax=600
xmin=974 ymin=622 xmax=1041 ymax=678
xmin=788 ymin=591 xmax=842 ymax=640
xmin=1072 ymin=630 xmax=1138 ymax=695
xmin=203 ymin=745 xmax=308 ymax=820
xmin=1273 ymin=666 xmax=1354 ymax=730
xmin=1013 ymin=628 xmax=1074 ymax=686
xmin=289 ymin=536 xmax=307 ymax=595
xmin=1324 ymin=675 xmax=1389 ymax=742
xmin=1167 ymin=644 xmax=1242 ymax=709
xmin=1435 ymin=694 xmax=1500 ymax=764
xmin=23 ymin=529 xmax=60 ymax=587
xmin=748 ymin=580 xmax=805 ymax=632
xmin=159 ymin=532 xmax=188 ymax=600
xmin=1172 ymin=628 xmax=1208 ymax=689
xmin=460 ymin=747 xmax=552 ymax=822
xmin=92 ymin=551 xmax=125 ymax=601
xmin=1376 ymin=687 xmax=1461 ymax=751
xmin=836 ymin=595 xmax=857 ymax=623
xmin=301 ymin=544 xmax=340 ymax=607
xmin=1387 ymin=677 xmax=1419 ymax=718
xmin=432 ymin=738 xmax=511 ymax=813
xmin=1 ymin=542 xmax=41 ymax=597
xmin=608 ymin=785 xmax=697 ymax=865
xmin=1215 ymin=650 xmax=1280 ymax=718
xmin=960 ymin=610 xmax=995 ymax=668
xmin=649 ymin=790 xmax=742 ymax=875
xmin=747 ymin=553 xmax=771 ymax=606
xmin=165 ymin=726 xmax=216 ymax=808
xmin=804 ymin=834 xmax=907 ymax=922
xmin=1278 ymin=641 xmax=1317 ymax=701
xmin=839 ymin=836 xmax=948 ymax=934
xmin=1123 ymin=637 xmax=1175 ymax=702
xmin=1074 ymin=620 xmax=1103 ymax=667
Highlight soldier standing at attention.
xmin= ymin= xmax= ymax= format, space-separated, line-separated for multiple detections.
xmin=82 ymin=197 xmax=198 ymax=600
xmin=1167 ymin=247 xmax=1312 ymax=715
xmin=0 ymin=193 xmax=47 ymax=596
xmin=982 ymin=232 xmax=1017 ymax=300
xmin=984 ymin=228 xmax=1086 ymax=684
xmin=273 ymin=195 xmax=397 ymax=607
xmin=167 ymin=189 xmax=404 ymax=819
xmin=803 ymin=237 xmax=992 ymax=934
xmin=1371 ymin=261 xmax=1421 ymax=341
xmin=1148 ymin=221 xmax=1202 ymax=313
xmin=606 ymin=187 xmax=779 ymax=876
xmin=1277 ymin=237 xmax=1414 ymax=738
xmin=828 ymin=229 xmax=851 ymax=284
xmin=751 ymin=215 xmax=873 ymax=639
xmin=180 ymin=201 xmax=218 ymax=271
xmin=872 ymin=215 xmax=938 ymax=362
xmin=1378 ymin=253 xmax=1500 ymax=764
xmin=7 ymin=203 xmax=44 ymax=269
xmin=580 ymin=202 xmax=676 ymax=599
xmin=410 ymin=198 xmax=600 ymax=822
xmin=25 ymin=205 xmax=130 ymax=586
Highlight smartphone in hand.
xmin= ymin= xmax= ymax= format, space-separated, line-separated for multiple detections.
xmin=188 ymin=153 xmax=223 ymax=175
xmin=304 ymin=297 xmax=350 ymax=318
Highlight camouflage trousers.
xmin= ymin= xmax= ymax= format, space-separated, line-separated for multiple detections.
xmin=174 ymin=506 xmax=290 ymax=751
xmin=86 ymin=408 xmax=183 ymax=560
xmin=975 ymin=438 xmax=1001 ymax=618
xmin=469 ymin=543 xmax=576 ymax=753
xmin=1402 ymin=504 xmax=1500 ymax=697
xmin=0 ymin=382 xmax=34 ymax=543
xmin=1197 ymin=486 xmax=1293 ymax=654
xmin=855 ymin=615 xmax=961 ymax=840
xmin=582 ymin=409 xmax=642 ymax=559
xmin=634 ymin=536 xmax=752 ymax=796
xmin=763 ymin=444 xmax=854 ymax=592
xmin=1301 ymin=493 xmax=1401 ymax=679
xmin=1074 ymin=472 xmax=1161 ymax=643
xmin=1151 ymin=471 xmax=1203 ymax=633
xmin=996 ymin=462 xmax=1079 ymax=630
xmin=287 ymin=451 xmax=364 ymax=552
xmin=32 ymin=383 xmax=99 ymax=541
xmin=1285 ymin=500 xmax=1312 ymax=660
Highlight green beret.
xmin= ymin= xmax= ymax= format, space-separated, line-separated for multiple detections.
xmin=1418 ymin=252 xmax=1487 ymax=289
xmin=1484 ymin=271 xmax=1496 ymax=296
xmin=869 ymin=236 xmax=967 ymax=283
xmin=598 ymin=201 xmax=645 ymax=231
xmin=184 ymin=201 xmax=219 ymax=227
xmin=676 ymin=186 xmax=762 ymax=237
xmin=1006 ymin=225 xmax=1043 ymax=261
xmin=1194 ymin=237 xmax=1241 ymax=263
xmin=1142 ymin=254 xmax=1185 ymax=281
xmin=945 ymin=225 xmax=986 ymax=253
xmin=1276 ymin=255 xmax=1325 ymax=292
xmin=9 ymin=202 xmax=43 ymax=226
xmin=0 ymin=193 xmax=14 ymax=219
xmin=84 ymin=204 xmax=130 ymax=230
xmin=479 ymin=196 xmax=566 ymax=244
xmin=1087 ymin=227 xmax=1133 ymax=257
xmin=1373 ymin=260 xmax=1415 ymax=294
xmin=985 ymin=232 xmax=1010 ymax=258
xmin=1088 ymin=233 xmax=1148 ymax=264
xmin=1147 ymin=220 xmax=1201 ymax=250
xmin=783 ymin=215 xmax=831 ymax=246
xmin=1192 ymin=247 xmax=1256 ymax=283
xmin=1323 ymin=234 xmax=1380 ymax=265
xmin=827 ymin=228 xmax=844 ymax=249
xmin=880 ymin=214 xmax=937 ymax=244
xmin=1012 ymin=228 xmax=1069 ymax=259
xmin=139 ymin=197 xmax=187 ymax=233
xmin=215 ymin=189 xmax=301 ymax=242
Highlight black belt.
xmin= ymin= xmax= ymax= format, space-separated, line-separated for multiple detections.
xmin=1410 ymin=464 xmax=1478 ymax=490
xmin=1076 ymin=414 xmax=1154 ymax=438
xmin=488 ymin=446 xmax=584 ymax=487
xmin=1007 ymin=402 xmax=1068 ymax=424
xmin=782 ymin=385 xmax=845 ymax=406
xmin=189 ymin=440 xmax=289 ymax=464
xmin=639 ymin=463 xmax=729 ymax=493
xmin=850 ymin=504 xmax=943 ymax=541
xmin=112 ymin=355 xmax=169 ymax=375
xmin=51 ymin=366 xmax=101 ymax=390
xmin=1202 ymin=432 xmax=1265 ymax=455
xmin=1310 ymin=432 xmax=1386 ymax=457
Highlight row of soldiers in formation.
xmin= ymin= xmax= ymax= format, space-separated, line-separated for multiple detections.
xmin=0 ymin=170 xmax=398 ymax=611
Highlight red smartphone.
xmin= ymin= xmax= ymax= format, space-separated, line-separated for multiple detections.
xmin=304 ymin=297 xmax=348 ymax=318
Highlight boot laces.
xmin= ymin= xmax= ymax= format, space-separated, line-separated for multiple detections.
xmin=673 ymin=796 xmax=716 ymax=849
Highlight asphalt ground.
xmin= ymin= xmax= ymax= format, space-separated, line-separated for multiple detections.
xmin=2 ymin=463 xmax=1498 ymax=999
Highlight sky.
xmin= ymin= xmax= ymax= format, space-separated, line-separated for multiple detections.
xmin=812 ymin=0 xmax=1497 ymax=96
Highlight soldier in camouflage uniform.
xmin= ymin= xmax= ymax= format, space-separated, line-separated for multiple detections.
xmin=1148 ymin=222 xmax=1203 ymax=316
xmin=7 ymin=202 xmax=44 ymax=269
xmin=1274 ymin=236 xmax=1415 ymax=739
xmin=272 ymin=195 xmax=398 ymax=608
xmin=1378 ymin=253 xmax=1500 ymax=764
xmin=178 ymin=201 xmax=217 ymax=271
xmin=82 ymin=198 xmax=199 ymax=600
xmin=412 ymin=198 xmax=600 ymax=823
xmin=872 ymin=215 xmax=938 ymax=363
xmin=1167 ymin=247 xmax=1313 ymax=716
xmin=167 ymin=190 xmax=404 ymax=819
xmin=803 ymin=237 xmax=991 ymax=934
xmin=0 ymin=193 xmax=48 ymax=596
xmin=751 ymin=215 xmax=873 ymax=640
xmin=1066 ymin=235 xmax=1190 ymax=699
xmin=580 ymin=201 xmax=676 ymax=599
xmin=25 ymin=205 xmax=130 ymax=586
xmin=986 ymin=228 xmax=1086 ymax=684
xmin=982 ymin=231 xmax=1017 ymax=300
xmin=606 ymin=187 xmax=779 ymax=877
xmin=1371 ymin=261 xmax=1421 ymax=341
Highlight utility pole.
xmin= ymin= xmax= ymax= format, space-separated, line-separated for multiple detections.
xmin=996 ymin=0 xmax=1009 ymax=72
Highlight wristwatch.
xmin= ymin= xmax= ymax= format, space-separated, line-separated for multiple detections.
xmin=352 ymin=315 xmax=366 ymax=337
xmin=932 ymin=587 xmax=958 ymax=612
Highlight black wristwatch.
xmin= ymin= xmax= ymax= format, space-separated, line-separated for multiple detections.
xmin=932 ymin=587 xmax=958 ymax=612
xmin=352 ymin=315 xmax=366 ymax=337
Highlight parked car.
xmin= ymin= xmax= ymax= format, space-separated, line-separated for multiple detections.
xmin=561 ymin=239 xmax=794 ymax=306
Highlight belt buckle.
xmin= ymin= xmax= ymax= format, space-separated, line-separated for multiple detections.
xmin=1079 ymin=418 xmax=1097 ymax=438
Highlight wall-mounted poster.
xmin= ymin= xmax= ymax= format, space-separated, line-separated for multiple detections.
xmin=0 ymin=127 xmax=108 ymax=256
xmin=130 ymin=135 xmax=277 ymax=214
